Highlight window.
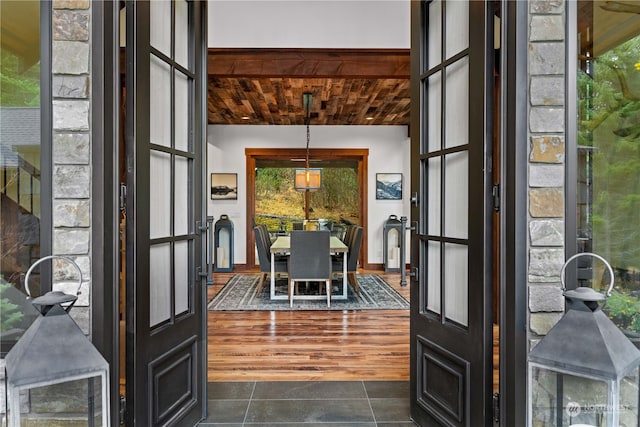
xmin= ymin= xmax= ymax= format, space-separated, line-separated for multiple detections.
xmin=575 ymin=1 xmax=640 ymax=335
xmin=0 ymin=0 xmax=49 ymax=354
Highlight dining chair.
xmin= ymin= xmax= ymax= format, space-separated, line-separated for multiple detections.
xmin=332 ymin=226 xmax=363 ymax=294
xmin=288 ymin=230 xmax=332 ymax=307
xmin=342 ymin=224 xmax=356 ymax=245
xmin=253 ymin=226 xmax=288 ymax=294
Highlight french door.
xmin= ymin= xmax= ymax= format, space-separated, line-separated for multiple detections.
xmin=125 ymin=1 xmax=208 ymax=425
xmin=409 ymin=1 xmax=495 ymax=425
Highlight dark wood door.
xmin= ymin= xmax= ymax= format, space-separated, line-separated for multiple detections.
xmin=409 ymin=1 xmax=495 ymax=425
xmin=125 ymin=1 xmax=208 ymax=425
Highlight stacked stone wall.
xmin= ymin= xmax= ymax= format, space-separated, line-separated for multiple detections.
xmin=51 ymin=0 xmax=92 ymax=335
xmin=527 ymin=0 xmax=566 ymax=343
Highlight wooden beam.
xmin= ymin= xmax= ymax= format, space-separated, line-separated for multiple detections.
xmin=208 ymin=48 xmax=410 ymax=79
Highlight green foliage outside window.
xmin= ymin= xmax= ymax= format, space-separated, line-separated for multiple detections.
xmin=255 ymin=167 xmax=359 ymax=231
xmin=0 ymin=282 xmax=23 ymax=334
xmin=0 ymin=50 xmax=40 ymax=107
xmin=579 ymin=34 xmax=640 ymax=332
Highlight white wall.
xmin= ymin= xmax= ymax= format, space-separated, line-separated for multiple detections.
xmin=208 ymin=0 xmax=410 ymax=48
xmin=208 ymin=125 xmax=410 ymax=265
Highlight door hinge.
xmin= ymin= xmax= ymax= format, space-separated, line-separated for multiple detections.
xmin=119 ymin=394 xmax=126 ymax=425
xmin=492 ymin=392 xmax=500 ymax=423
xmin=119 ymin=183 xmax=127 ymax=211
xmin=492 ymin=184 xmax=500 ymax=212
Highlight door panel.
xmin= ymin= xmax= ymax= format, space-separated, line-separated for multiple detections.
xmin=125 ymin=1 xmax=207 ymax=425
xmin=410 ymin=1 xmax=494 ymax=425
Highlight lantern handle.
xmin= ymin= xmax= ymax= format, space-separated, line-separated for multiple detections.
xmin=560 ymin=252 xmax=615 ymax=297
xmin=24 ymin=255 xmax=83 ymax=298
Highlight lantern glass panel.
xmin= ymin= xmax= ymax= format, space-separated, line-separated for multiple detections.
xmin=217 ymin=228 xmax=231 ymax=269
xmin=386 ymin=228 xmax=400 ymax=269
xmin=620 ymin=367 xmax=640 ymax=427
xmin=11 ymin=376 xmax=106 ymax=426
xmin=530 ymin=364 xmax=639 ymax=427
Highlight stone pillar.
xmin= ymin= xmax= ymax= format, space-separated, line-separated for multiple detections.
xmin=527 ymin=1 xmax=566 ymax=345
xmin=51 ymin=0 xmax=92 ymax=335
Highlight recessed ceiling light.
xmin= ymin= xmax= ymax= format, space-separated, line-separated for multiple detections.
xmin=241 ymin=116 xmax=250 ymax=120
xmin=366 ymin=117 xmax=374 ymax=121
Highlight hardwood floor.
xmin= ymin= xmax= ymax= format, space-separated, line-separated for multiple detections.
xmin=207 ymin=269 xmax=410 ymax=382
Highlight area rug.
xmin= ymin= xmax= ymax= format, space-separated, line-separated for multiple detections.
xmin=208 ymin=274 xmax=409 ymax=311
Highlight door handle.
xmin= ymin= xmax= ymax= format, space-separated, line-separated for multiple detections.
xmin=410 ymin=192 xmax=419 ymax=207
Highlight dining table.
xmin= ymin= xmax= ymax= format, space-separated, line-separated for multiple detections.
xmin=269 ymin=235 xmax=349 ymax=301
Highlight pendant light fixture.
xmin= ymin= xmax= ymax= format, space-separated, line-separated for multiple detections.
xmin=294 ymin=92 xmax=322 ymax=191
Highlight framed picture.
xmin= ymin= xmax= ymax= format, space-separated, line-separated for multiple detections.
xmin=211 ymin=173 xmax=238 ymax=200
xmin=376 ymin=173 xmax=402 ymax=200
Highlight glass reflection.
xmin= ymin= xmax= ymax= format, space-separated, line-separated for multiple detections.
xmin=576 ymin=2 xmax=640 ymax=337
xmin=0 ymin=0 xmax=42 ymax=353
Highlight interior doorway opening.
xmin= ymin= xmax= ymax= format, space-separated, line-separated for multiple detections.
xmin=245 ymin=148 xmax=369 ymax=270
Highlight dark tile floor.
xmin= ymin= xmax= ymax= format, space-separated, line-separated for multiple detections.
xmin=198 ymin=380 xmax=417 ymax=426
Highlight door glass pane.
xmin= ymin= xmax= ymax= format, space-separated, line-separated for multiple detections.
xmin=174 ymin=156 xmax=189 ymax=236
xmin=150 ymin=243 xmax=171 ymax=326
xmin=175 ymin=0 xmax=189 ymax=68
xmin=445 ymin=0 xmax=469 ymax=59
xmin=427 ymin=0 xmax=442 ymax=70
xmin=174 ymin=240 xmax=189 ymax=316
xmin=427 ymin=71 xmax=442 ymax=152
xmin=150 ymin=55 xmax=171 ymax=147
xmin=150 ymin=0 xmax=171 ymax=58
xmin=444 ymin=151 xmax=468 ymax=239
xmin=427 ymin=241 xmax=441 ymax=314
xmin=150 ymin=150 xmax=171 ymax=239
xmin=427 ymin=157 xmax=441 ymax=236
xmin=444 ymin=242 xmax=468 ymax=326
xmin=444 ymin=57 xmax=469 ymax=149
xmin=175 ymin=70 xmax=189 ymax=152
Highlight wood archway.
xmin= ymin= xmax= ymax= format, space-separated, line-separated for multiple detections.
xmin=245 ymin=148 xmax=369 ymax=270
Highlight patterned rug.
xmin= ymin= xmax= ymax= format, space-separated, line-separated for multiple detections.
xmin=207 ymin=274 xmax=409 ymax=311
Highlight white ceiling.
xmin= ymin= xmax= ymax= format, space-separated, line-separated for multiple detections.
xmin=208 ymin=0 xmax=410 ymax=49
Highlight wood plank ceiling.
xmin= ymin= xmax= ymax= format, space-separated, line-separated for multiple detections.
xmin=207 ymin=48 xmax=410 ymax=125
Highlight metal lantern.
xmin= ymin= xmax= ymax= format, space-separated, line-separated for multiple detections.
xmin=383 ymin=215 xmax=402 ymax=272
xmin=214 ymin=214 xmax=234 ymax=272
xmin=4 ymin=256 xmax=110 ymax=427
xmin=529 ymin=253 xmax=640 ymax=427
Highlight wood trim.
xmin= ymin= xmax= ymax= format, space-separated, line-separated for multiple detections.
xmin=208 ymin=48 xmax=410 ymax=79
xmin=245 ymin=148 xmax=369 ymax=270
